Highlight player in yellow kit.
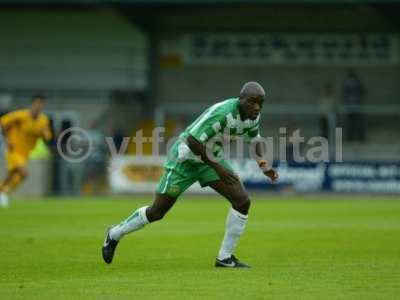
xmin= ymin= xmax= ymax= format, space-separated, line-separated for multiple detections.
xmin=0 ymin=95 xmax=52 ymax=207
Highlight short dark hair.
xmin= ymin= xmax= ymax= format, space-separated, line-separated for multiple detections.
xmin=31 ymin=94 xmax=45 ymax=103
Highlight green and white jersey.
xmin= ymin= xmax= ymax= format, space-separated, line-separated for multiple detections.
xmin=170 ymin=98 xmax=261 ymax=164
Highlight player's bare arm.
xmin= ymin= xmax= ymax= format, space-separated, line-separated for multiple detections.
xmin=0 ymin=123 xmax=13 ymax=151
xmin=0 ymin=120 xmax=11 ymax=137
xmin=237 ymin=82 xmax=278 ymax=183
xmin=186 ymin=134 xmax=239 ymax=185
xmin=41 ymin=126 xmax=52 ymax=141
xmin=253 ymin=141 xmax=278 ymax=183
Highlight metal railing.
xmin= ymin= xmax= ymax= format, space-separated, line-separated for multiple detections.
xmin=154 ymin=103 xmax=400 ymax=160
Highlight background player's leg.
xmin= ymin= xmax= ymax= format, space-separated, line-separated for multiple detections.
xmin=109 ymin=193 xmax=177 ymax=241
xmin=0 ymin=169 xmax=18 ymax=193
xmin=0 ymin=168 xmax=27 ymax=207
xmin=208 ymin=180 xmax=251 ymax=261
xmin=0 ymin=170 xmax=13 ymax=207
xmin=3 ymin=168 xmax=28 ymax=193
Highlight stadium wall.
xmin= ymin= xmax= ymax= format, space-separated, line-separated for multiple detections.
xmin=157 ymin=65 xmax=400 ymax=105
xmin=0 ymin=8 xmax=147 ymax=128
xmin=153 ymin=5 xmax=400 ymax=105
xmin=143 ymin=4 xmax=400 ymax=162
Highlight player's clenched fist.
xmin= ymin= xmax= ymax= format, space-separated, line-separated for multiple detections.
xmin=258 ymin=160 xmax=278 ymax=183
xmin=263 ymin=168 xmax=278 ymax=183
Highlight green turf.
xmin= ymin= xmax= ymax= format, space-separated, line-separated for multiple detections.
xmin=0 ymin=195 xmax=400 ymax=300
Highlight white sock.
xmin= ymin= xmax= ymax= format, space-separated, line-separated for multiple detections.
xmin=218 ymin=207 xmax=248 ymax=260
xmin=109 ymin=206 xmax=150 ymax=241
xmin=0 ymin=193 xmax=9 ymax=208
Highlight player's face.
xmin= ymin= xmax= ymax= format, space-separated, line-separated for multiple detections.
xmin=242 ymin=95 xmax=264 ymax=120
xmin=31 ymin=99 xmax=45 ymax=116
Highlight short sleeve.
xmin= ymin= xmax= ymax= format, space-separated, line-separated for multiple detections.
xmin=188 ymin=111 xmax=226 ymax=143
xmin=245 ymin=123 xmax=261 ymax=142
xmin=0 ymin=111 xmax=24 ymax=128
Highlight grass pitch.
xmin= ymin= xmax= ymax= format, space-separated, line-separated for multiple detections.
xmin=0 ymin=195 xmax=399 ymax=300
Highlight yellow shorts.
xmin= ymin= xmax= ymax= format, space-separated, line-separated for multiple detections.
xmin=5 ymin=150 xmax=28 ymax=171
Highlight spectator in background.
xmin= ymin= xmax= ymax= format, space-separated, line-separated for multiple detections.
xmin=112 ymin=128 xmax=126 ymax=151
xmin=58 ymin=119 xmax=83 ymax=195
xmin=47 ymin=117 xmax=60 ymax=195
xmin=285 ymin=120 xmax=297 ymax=165
xmin=341 ymin=70 xmax=366 ymax=142
xmin=319 ymin=84 xmax=337 ymax=139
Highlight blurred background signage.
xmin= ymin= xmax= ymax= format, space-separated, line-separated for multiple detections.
xmin=162 ymin=33 xmax=399 ymax=65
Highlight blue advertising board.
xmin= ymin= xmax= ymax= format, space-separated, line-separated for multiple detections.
xmin=232 ymin=160 xmax=400 ymax=193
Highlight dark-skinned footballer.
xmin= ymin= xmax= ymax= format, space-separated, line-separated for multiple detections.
xmin=102 ymin=82 xmax=278 ymax=268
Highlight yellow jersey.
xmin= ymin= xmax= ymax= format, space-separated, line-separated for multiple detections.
xmin=0 ymin=109 xmax=52 ymax=157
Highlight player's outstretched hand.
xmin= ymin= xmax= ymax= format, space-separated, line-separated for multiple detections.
xmin=264 ymin=168 xmax=278 ymax=183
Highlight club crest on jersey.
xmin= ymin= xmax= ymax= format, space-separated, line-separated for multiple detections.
xmin=168 ymin=185 xmax=180 ymax=196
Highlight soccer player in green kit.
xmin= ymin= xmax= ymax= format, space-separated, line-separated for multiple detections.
xmin=102 ymin=82 xmax=278 ymax=268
